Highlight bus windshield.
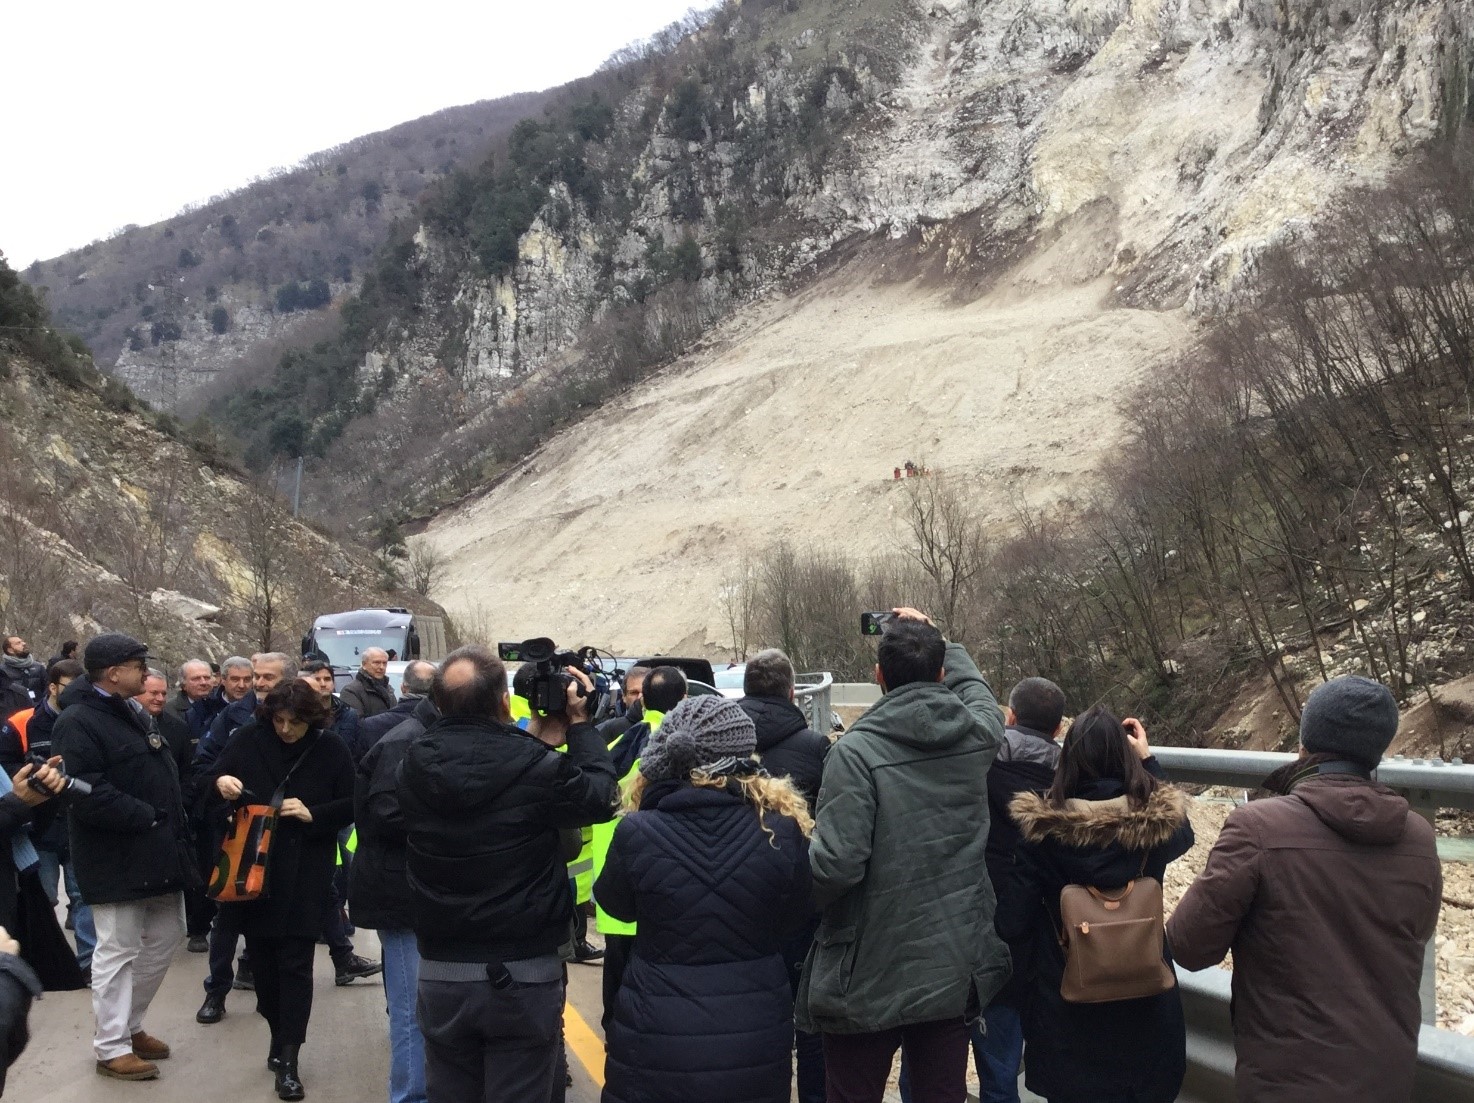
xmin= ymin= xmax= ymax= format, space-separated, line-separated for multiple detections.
xmin=312 ymin=629 xmax=408 ymax=668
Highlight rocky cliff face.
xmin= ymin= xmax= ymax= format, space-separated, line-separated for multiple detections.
xmin=411 ymin=0 xmax=1474 ymax=653
xmin=374 ymin=0 xmax=1470 ymax=400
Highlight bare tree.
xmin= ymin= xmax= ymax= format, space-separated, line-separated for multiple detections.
xmin=236 ymin=483 xmax=293 ymax=651
xmin=406 ymin=537 xmax=448 ymax=597
xmin=898 ymin=472 xmax=988 ymax=641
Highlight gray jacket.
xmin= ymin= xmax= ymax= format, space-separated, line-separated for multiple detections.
xmin=796 ymin=642 xmax=1011 ymax=1034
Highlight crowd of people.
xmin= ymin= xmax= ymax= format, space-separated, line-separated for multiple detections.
xmin=0 ymin=616 xmax=1449 ymax=1103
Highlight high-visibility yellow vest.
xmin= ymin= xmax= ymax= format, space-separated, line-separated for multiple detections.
xmin=533 ymin=691 xmax=597 ymax=902
xmin=591 ymin=710 xmax=664 ymax=936
xmin=510 ymin=693 xmax=531 ymax=729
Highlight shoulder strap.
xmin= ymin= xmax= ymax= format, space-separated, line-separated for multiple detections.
xmin=269 ymin=735 xmax=323 ymax=810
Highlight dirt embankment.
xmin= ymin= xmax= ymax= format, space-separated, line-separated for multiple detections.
xmin=426 ymin=243 xmax=1192 ymax=653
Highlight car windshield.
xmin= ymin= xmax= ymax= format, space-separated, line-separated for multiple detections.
xmin=713 ymin=665 xmax=746 ymax=691
xmin=313 ymin=629 xmax=407 ymax=669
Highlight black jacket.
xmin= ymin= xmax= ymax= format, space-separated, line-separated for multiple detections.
xmin=986 ymin=725 xmax=1061 ymax=1007
xmin=0 ymin=703 xmax=64 ymax=851
xmin=210 ymin=721 xmax=355 ymax=939
xmin=52 ymin=678 xmax=193 ymax=905
xmin=153 ymin=710 xmax=199 ymax=812
xmin=999 ymin=769 xmax=1194 ymax=1103
xmin=738 ymin=696 xmax=829 ymax=813
xmin=341 ymin=672 xmax=395 ymax=719
xmin=0 ymin=662 xmax=42 ymax=715
xmin=595 ymin=781 xmax=812 ymax=1103
xmin=349 ymin=697 xmax=436 ymax=931
xmin=0 ymin=794 xmax=36 ymax=937
xmin=0 ymin=952 xmax=39 ymax=1097
xmin=399 ymin=715 xmax=618 ymax=963
xmin=185 ymin=688 xmax=230 ymax=742
xmin=0 ymin=671 xmax=31 ymax=726
xmin=193 ymin=691 xmax=257 ymax=776
xmin=356 ymin=697 xmax=421 ymax=758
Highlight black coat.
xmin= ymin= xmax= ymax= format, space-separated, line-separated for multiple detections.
xmin=399 ymin=715 xmax=617 ymax=963
xmin=194 ymin=691 xmax=257 ymax=775
xmin=185 ymin=688 xmax=229 ymax=742
xmin=986 ymin=726 xmax=1060 ymax=1007
xmin=349 ymin=698 xmax=436 ymax=931
xmin=0 ymin=703 xmax=65 ymax=852
xmin=0 ymin=952 xmax=39 ymax=1098
xmin=594 ymin=781 xmax=812 ymax=1103
xmin=739 ymin=696 xmax=829 ymax=812
xmin=999 ymin=772 xmax=1195 ymax=1103
xmin=0 ymin=794 xmax=35 ymax=937
xmin=52 ymin=678 xmax=193 ymax=905
xmin=210 ymin=721 xmax=354 ymax=939
xmin=356 ymin=697 xmax=421 ymax=758
xmin=0 ymin=670 xmax=31 ymax=726
xmin=0 ymin=662 xmax=43 ymax=713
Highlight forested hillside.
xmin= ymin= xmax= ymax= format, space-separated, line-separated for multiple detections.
xmin=23 ymin=91 xmax=549 ymax=408
xmin=0 ymin=252 xmax=439 ymax=665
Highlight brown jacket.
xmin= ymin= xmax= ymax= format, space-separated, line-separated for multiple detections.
xmin=1167 ymin=774 xmax=1441 ymax=1103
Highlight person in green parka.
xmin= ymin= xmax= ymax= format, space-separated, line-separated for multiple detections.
xmin=797 ymin=607 xmax=1012 ymax=1103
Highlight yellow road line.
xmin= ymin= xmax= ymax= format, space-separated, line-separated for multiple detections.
xmin=565 ymin=999 xmax=606 ymax=1087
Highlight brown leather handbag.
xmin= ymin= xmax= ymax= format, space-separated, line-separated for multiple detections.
xmin=1056 ymin=858 xmax=1175 ymax=1003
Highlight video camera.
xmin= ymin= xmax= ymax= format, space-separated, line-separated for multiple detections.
xmin=27 ymin=752 xmax=92 ymax=799
xmin=499 ymin=637 xmax=590 ymax=715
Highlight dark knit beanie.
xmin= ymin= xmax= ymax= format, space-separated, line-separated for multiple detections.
xmin=1299 ymin=675 xmax=1399 ymax=770
xmin=640 ymin=696 xmax=757 ymax=783
xmin=83 ymin=633 xmax=149 ymax=673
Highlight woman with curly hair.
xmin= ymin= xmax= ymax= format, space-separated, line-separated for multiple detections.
xmin=212 ymin=679 xmax=354 ymax=1101
xmin=1000 ymin=707 xmax=1195 ymax=1103
xmin=593 ymin=694 xmax=814 ymax=1103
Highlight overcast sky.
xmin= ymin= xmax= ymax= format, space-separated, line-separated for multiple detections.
xmin=2 ymin=0 xmax=719 ymax=267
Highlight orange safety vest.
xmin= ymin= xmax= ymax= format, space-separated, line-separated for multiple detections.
xmin=7 ymin=708 xmax=33 ymax=754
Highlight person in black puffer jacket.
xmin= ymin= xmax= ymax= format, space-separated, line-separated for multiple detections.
xmin=595 ymin=695 xmax=813 ymax=1103
xmin=1000 ymin=708 xmax=1194 ymax=1103
xmin=736 ymin=648 xmax=829 ymax=1103
xmin=350 ymin=694 xmax=436 ymax=1103
xmin=400 ymin=646 xmax=616 ymax=1103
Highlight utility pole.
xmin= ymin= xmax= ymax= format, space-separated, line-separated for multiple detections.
xmin=292 ymin=456 xmax=303 ymax=518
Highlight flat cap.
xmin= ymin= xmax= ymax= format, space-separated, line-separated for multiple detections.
xmin=83 ymin=633 xmax=150 ymax=671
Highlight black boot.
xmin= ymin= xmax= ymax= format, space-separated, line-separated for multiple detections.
xmin=274 ymin=1044 xmax=304 ymax=1100
xmin=267 ymin=1037 xmax=282 ymax=1072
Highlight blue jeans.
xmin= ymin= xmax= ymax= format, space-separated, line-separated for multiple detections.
xmin=61 ymin=858 xmax=96 ymax=970
xmin=977 ymin=1003 xmax=1023 ymax=1103
xmin=380 ymin=928 xmax=427 ymax=1103
xmin=897 ymin=1006 xmax=1020 ymax=1103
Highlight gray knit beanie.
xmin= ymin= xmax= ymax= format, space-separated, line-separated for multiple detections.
xmin=639 ymin=696 xmax=757 ymax=783
xmin=1300 ymin=675 xmax=1399 ymax=770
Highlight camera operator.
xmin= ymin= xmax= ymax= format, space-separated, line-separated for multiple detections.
xmin=399 ymin=645 xmax=617 ymax=1103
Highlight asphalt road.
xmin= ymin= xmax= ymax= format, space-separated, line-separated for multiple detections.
xmin=12 ymin=931 xmax=607 ymax=1103
xmin=12 ymin=931 xmax=1043 ymax=1103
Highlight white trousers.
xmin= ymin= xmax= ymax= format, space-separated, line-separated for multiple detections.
xmin=90 ymin=892 xmax=185 ymax=1061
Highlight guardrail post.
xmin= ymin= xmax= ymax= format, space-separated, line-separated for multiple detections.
xmin=1413 ymin=799 xmax=1439 ymax=1027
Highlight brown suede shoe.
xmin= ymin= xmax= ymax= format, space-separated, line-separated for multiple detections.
xmin=130 ymin=1031 xmax=171 ymax=1060
xmin=97 ymin=1054 xmax=160 ymax=1080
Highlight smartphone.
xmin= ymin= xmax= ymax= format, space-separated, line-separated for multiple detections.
xmin=860 ymin=611 xmax=895 ymax=637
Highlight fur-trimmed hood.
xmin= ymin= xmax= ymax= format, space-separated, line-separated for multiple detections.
xmin=1009 ymin=785 xmax=1188 ymax=851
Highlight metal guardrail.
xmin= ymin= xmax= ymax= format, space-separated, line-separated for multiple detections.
xmin=1178 ymin=969 xmax=1474 ymax=1102
xmin=794 ymin=672 xmax=834 ymax=734
xmin=1152 ymin=746 xmax=1466 ymax=1034
xmin=1150 ymin=746 xmax=1474 ymax=811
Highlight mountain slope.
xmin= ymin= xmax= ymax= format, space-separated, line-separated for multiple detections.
xmin=22 ymin=91 xmax=550 ymax=409
xmin=416 ymin=0 xmax=1474 ymax=651
xmin=0 ymin=256 xmax=438 ymax=665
